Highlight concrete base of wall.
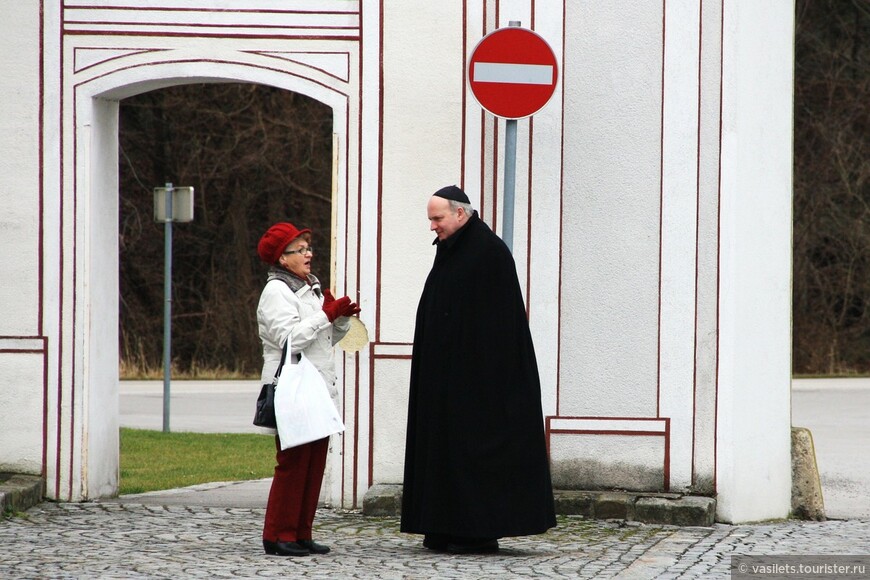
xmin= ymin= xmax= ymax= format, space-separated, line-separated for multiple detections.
xmin=555 ymin=490 xmax=717 ymax=527
xmin=361 ymin=484 xmax=717 ymax=527
xmin=0 ymin=473 xmax=44 ymax=518
xmin=362 ymin=483 xmax=404 ymax=517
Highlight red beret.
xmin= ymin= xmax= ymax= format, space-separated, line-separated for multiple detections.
xmin=257 ymin=222 xmax=311 ymax=264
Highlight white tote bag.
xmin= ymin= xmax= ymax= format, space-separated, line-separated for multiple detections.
xmin=274 ymin=351 xmax=345 ymax=450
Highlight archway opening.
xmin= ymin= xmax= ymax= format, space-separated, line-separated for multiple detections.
xmin=115 ymin=82 xmax=335 ymax=494
xmin=118 ymin=83 xmax=335 ymax=380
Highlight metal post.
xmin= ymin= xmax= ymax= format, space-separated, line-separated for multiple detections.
xmin=503 ymin=119 xmax=518 ymax=254
xmin=162 ymin=182 xmax=173 ymax=432
xmin=502 ymin=20 xmax=522 ymax=254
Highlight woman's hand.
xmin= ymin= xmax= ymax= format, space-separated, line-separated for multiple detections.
xmin=323 ymin=295 xmax=360 ymax=321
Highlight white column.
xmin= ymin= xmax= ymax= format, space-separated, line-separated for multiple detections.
xmin=716 ymin=0 xmax=794 ymax=523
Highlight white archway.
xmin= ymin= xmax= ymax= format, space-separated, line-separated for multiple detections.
xmin=62 ymin=54 xmax=357 ymax=500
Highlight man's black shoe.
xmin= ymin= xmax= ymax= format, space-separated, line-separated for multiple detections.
xmin=445 ymin=538 xmax=499 ymax=554
xmin=423 ymin=534 xmax=449 ymax=551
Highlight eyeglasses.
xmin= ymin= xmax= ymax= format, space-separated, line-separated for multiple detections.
xmin=283 ymin=246 xmax=315 ymax=256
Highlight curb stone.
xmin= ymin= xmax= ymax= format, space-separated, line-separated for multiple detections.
xmin=362 ymin=484 xmax=718 ymax=527
xmin=0 ymin=473 xmax=44 ymax=517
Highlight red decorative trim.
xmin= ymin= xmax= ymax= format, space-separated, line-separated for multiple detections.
xmin=367 ymin=0 xmax=385 ymax=500
xmin=248 ymin=51 xmax=352 ymax=84
xmin=73 ymin=58 xmax=349 ymax=97
xmin=57 ymin=0 xmax=67 ymax=499
xmin=713 ymin=0 xmax=724 ymax=496
xmin=73 ymin=47 xmax=163 ymax=74
xmin=546 ymin=416 xmax=672 ymax=491
xmin=63 ymin=30 xmax=360 ymax=41
xmin=64 ymin=20 xmax=358 ymax=30
xmin=63 ymin=5 xmax=359 ymax=16
xmin=656 ymin=0 xmax=666 ymax=419
xmin=460 ymin=0 xmax=468 ymax=190
xmin=556 ymin=0 xmax=566 ymax=416
xmin=691 ymin=0 xmax=704 ymax=490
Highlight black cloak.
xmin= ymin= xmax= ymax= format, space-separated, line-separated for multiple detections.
xmin=400 ymin=211 xmax=556 ymax=539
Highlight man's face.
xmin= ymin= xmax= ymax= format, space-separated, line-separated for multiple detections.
xmin=428 ymin=196 xmax=464 ymax=241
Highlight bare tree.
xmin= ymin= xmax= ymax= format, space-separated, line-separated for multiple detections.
xmin=119 ymin=83 xmax=334 ymax=376
xmin=793 ymin=0 xmax=870 ymax=374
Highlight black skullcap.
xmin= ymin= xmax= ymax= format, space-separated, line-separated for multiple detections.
xmin=432 ymin=185 xmax=470 ymax=204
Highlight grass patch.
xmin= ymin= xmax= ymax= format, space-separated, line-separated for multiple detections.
xmin=119 ymin=428 xmax=275 ymax=495
xmin=119 ymin=358 xmax=257 ymax=380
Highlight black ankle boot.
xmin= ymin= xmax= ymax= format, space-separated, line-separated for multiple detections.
xmin=263 ymin=539 xmax=310 ymax=557
xmin=297 ymin=539 xmax=331 ymax=554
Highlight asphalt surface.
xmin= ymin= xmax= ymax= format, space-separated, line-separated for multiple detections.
xmin=0 ymin=379 xmax=866 ymax=579
xmin=118 ymin=377 xmax=870 ymax=519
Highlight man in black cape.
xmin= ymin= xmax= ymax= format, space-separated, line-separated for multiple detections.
xmin=400 ymin=185 xmax=556 ymax=554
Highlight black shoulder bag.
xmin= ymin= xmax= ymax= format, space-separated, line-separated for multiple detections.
xmin=253 ymin=341 xmax=288 ymax=428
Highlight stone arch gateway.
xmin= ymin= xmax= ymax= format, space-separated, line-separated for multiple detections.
xmin=35 ymin=9 xmax=366 ymax=503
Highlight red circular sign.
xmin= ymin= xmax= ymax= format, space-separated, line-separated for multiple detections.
xmin=468 ymin=27 xmax=558 ymax=119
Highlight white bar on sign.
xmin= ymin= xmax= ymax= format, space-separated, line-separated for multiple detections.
xmin=473 ymin=62 xmax=553 ymax=85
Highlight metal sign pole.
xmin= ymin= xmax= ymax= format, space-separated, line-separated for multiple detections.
xmin=503 ymin=118 xmax=517 ymax=253
xmin=501 ymin=21 xmax=522 ymax=254
xmin=162 ymin=182 xmax=173 ymax=433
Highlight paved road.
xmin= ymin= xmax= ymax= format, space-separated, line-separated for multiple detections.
xmin=791 ymin=378 xmax=870 ymax=519
xmin=0 ymin=379 xmax=865 ymax=579
xmin=1 ymin=501 xmax=868 ymax=579
xmin=120 ymin=379 xmax=263 ymax=434
xmin=121 ymin=378 xmax=870 ymax=519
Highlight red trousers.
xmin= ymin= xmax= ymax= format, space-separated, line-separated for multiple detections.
xmin=262 ymin=436 xmax=329 ymax=542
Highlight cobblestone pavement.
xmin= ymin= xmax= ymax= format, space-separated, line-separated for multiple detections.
xmin=1 ymin=503 xmax=868 ymax=579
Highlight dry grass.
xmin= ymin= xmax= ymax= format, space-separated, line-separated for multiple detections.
xmin=119 ymin=358 xmax=256 ymax=380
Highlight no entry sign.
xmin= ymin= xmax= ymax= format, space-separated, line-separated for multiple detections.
xmin=468 ymin=26 xmax=558 ymax=119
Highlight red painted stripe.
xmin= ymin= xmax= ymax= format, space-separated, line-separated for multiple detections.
xmin=691 ymin=0 xmax=704 ymax=490
xmin=713 ymin=0 xmax=725 ymax=496
xmin=556 ymin=0 xmax=566 ymax=416
xmin=63 ymin=5 xmax=359 ymax=16
xmin=656 ymin=0 xmax=666 ymax=420
xmin=63 ymin=30 xmax=360 ymax=41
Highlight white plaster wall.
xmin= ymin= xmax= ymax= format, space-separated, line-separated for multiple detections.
xmin=691 ymin=0 xmax=725 ymax=494
xmin=372 ymin=359 xmax=410 ymax=483
xmin=0 ymin=3 xmax=41 ymax=337
xmin=659 ymin=0 xmax=701 ymax=493
xmin=82 ymin=98 xmax=121 ymax=499
xmin=560 ymin=2 xmax=663 ymax=417
xmin=371 ymin=4 xmax=467 ymax=489
xmin=716 ymin=0 xmax=794 ymax=523
xmin=0 ymin=3 xmax=43 ymax=477
xmin=379 ymin=5 xmax=466 ymax=343
xmin=550 ymin=434 xmax=665 ymax=491
xmin=0 ymin=350 xmax=44 ymax=474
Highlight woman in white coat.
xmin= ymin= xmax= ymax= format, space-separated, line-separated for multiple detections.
xmin=256 ymin=222 xmax=359 ymax=557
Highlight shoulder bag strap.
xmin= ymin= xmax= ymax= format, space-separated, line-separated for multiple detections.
xmin=273 ymin=340 xmax=289 ymax=382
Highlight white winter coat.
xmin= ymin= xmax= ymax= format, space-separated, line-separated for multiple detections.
xmin=257 ymin=279 xmax=350 ymax=409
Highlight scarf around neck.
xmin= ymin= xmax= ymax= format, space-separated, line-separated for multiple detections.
xmin=267 ymin=266 xmax=322 ymax=298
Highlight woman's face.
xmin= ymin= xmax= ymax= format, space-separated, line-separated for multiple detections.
xmin=278 ymin=237 xmax=314 ymax=278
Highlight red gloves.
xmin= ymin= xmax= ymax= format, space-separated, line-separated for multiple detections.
xmin=344 ymin=301 xmax=361 ymax=317
xmin=322 ymin=293 xmax=361 ymax=321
